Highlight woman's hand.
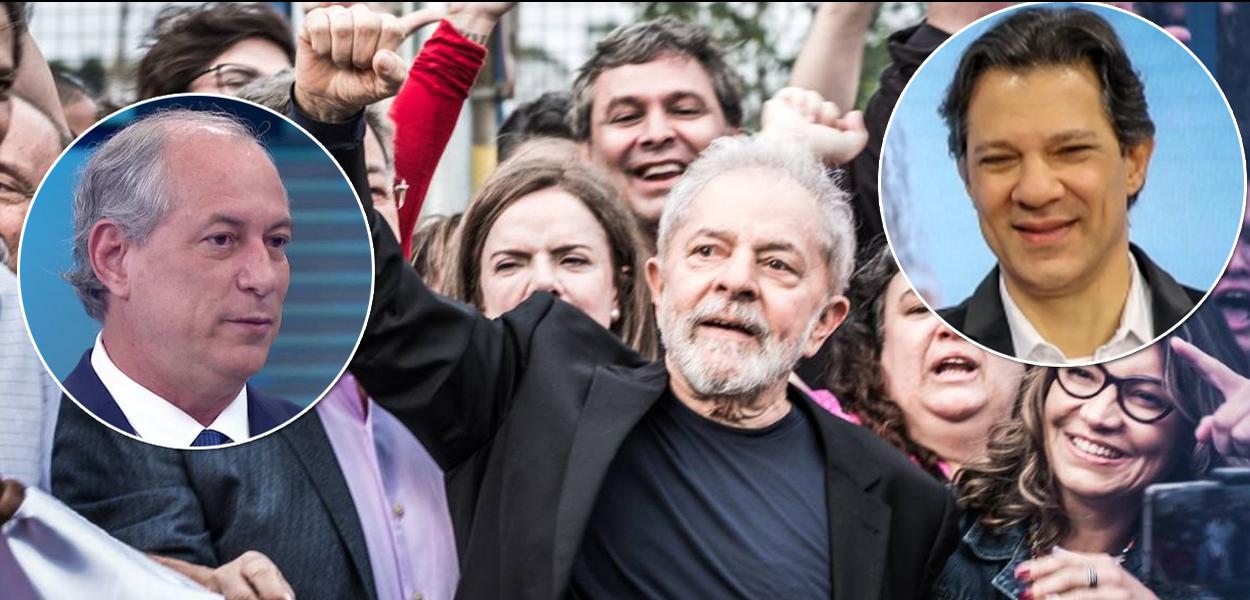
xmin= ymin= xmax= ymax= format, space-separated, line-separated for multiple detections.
xmin=1171 ymin=337 xmax=1250 ymax=458
xmin=1016 ymin=550 xmax=1158 ymax=600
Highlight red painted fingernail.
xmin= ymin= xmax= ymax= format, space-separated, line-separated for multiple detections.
xmin=1015 ymin=566 xmax=1030 ymax=581
xmin=1020 ymin=588 xmax=1033 ymax=600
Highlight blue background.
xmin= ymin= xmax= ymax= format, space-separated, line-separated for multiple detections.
xmin=882 ymin=3 xmax=1246 ymax=307
xmin=19 ymin=95 xmax=373 ymax=407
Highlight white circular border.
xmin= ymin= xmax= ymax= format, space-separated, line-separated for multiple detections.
xmin=16 ymin=91 xmax=377 ymax=450
xmin=877 ymin=1 xmax=1249 ymax=369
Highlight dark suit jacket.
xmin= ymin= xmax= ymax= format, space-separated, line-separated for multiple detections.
xmin=293 ymin=104 xmax=960 ymax=600
xmin=63 ymin=348 xmax=301 ymax=440
xmin=51 ymin=398 xmax=378 ymax=600
xmin=939 ymin=245 xmax=1204 ymax=357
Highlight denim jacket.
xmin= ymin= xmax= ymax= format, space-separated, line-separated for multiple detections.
xmin=932 ymin=514 xmax=1032 ymax=600
xmin=932 ymin=513 xmax=1220 ymax=600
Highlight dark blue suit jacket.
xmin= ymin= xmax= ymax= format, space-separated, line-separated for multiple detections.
xmin=62 ymin=348 xmax=301 ymax=440
xmin=52 ymin=395 xmax=378 ymax=600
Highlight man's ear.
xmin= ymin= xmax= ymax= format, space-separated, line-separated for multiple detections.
xmin=804 ymin=295 xmax=850 ymax=357
xmin=87 ymin=220 xmax=133 ymax=301
xmin=644 ymin=255 xmax=664 ymax=310
xmin=1124 ymin=138 xmax=1155 ymax=198
xmin=957 ymin=156 xmax=971 ymax=190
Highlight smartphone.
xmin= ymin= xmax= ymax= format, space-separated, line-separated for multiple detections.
xmin=1142 ymin=469 xmax=1250 ymax=598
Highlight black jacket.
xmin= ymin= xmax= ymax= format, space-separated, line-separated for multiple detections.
xmin=292 ymin=102 xmax=961 ymax=599
xmin=939 ymin=244 xmax=1204 ymax=358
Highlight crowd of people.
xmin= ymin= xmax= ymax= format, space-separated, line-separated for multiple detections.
xmin=1 ymin=2 xmax=1249 ymax=599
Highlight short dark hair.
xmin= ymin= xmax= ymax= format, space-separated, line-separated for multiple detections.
xmin=939 ymin=7 xmax=1155 ymax=203
xmin=136 ymin=3 xmax=294 ymax=100
xmin=569 ymin=16 xmax=743 ymax=141
xmin=497 ymin=92 xmax=574 ymax=161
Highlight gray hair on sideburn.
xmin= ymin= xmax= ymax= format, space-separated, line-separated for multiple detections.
xmin=656 ymin=136 xmax=856 ymax=297
xmin=66 ymin=109 xmax=265 ymax=320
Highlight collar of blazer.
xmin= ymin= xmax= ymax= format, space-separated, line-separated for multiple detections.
xmin=955 ymin=243 xmax=1197 ymax=358
xmin=550 ymin=360 xmax=892 ymax=599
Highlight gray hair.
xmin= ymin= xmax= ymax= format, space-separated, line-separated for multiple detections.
xmin=236 ymin=68 xmax=393 ymax=170
xmin=66 ymin=109 xmax=264 ymax=320
xmin=568 ymin=16 xmax=744 ymax=141
xmin=656 ymin=136 xmax=856 ymax=297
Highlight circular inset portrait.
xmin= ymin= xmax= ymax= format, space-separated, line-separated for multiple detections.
xmin=881 ymin=2 xmax=1246 ymax=367
xmin=19 ymin=94 xmax=373 ymax=449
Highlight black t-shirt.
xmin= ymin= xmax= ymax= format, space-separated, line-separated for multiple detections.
xmin=568 ymin=389 xmax=831 ymax=599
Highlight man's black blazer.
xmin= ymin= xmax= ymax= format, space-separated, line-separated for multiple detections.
xmin=51 ymin=399 xmax=378 ymax=600
xmin=295 ymin=105 xmax=961 ymax=599
xmin=939 ymin=244 xmax=1204 ymax=357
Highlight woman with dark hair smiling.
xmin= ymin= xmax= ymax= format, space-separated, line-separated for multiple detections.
xmin=936 ymin=309 xmax=1250 ymax=599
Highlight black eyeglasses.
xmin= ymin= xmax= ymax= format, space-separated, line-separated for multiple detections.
xmin=190 ymin=63 xmax=262 ymax=94
xmin=1049 ymin=364 xmax=1175 ymax=424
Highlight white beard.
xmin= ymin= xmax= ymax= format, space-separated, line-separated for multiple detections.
xmin=657 ymin=291 xmax=821 ymax=402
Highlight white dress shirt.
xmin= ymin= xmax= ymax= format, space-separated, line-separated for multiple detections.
xmin=1003 ymin=253 xmax=1154 ymax=364
xmin=90 ymin=334 xmax=249 ymax=447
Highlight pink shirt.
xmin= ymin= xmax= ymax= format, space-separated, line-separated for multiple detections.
xmin=318 ymin=374 xmax=459 ymax=600
xmin=806 ymin=388 xmax=952 ymax=479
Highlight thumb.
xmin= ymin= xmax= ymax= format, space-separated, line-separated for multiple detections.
xmin=373 ymin=49 xmax=407 ymax=89
xmin=838 ymin=110 xmax=867 ymax=135
xmin=399 ymin=8 xmax=445 ymax=37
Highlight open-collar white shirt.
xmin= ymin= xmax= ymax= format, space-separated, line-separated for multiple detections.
xmin=1002 ymin=253 xmax=1153 ymax=364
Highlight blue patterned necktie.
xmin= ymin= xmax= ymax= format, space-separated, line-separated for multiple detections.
xmin=191 ymin=429 xmax=234 ymax=447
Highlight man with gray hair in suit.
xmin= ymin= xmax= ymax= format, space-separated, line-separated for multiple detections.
xmin=61 ymin=109 xmax=300 ymax=448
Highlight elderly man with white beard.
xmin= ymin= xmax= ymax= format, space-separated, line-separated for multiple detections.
xmin=287 ymin=9 xmax=957 ymax=594
xmin=334 ymin=135 xmax=958 ymax=599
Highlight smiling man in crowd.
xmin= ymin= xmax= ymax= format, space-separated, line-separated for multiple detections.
xmin=938 ymin=6 xmax=1200 ymax=364
xmin=569 ymin=17 xmax=743 ymax=253
xmin=63 ymin=110 xmax=299 ymax=448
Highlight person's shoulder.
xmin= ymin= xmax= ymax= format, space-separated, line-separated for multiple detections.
xmin=62 ymin=347 xmax=131 ymax=433
xmin=514 ymin=290 xmax=644 ymax=367
xmin=62 ymin=347 xmax=97 ymax=389
xmin=810 ymin=405 xmax=947 ymax=498
xmin=1183 ymin=284 xmax=1204 ymax=303
xmin=247 ymin=389 xmax=303 ymax=434
xmin=933 ymin=514 xmax=1027 ymax=600
xmin=938 ymin=298 xmax=971 ymax=329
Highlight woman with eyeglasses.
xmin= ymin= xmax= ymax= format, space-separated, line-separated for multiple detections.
xmin=136 ymin=4 xmax=294 ymax=99
xmin=934 ymin=309 xmax=1250 ymax=600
